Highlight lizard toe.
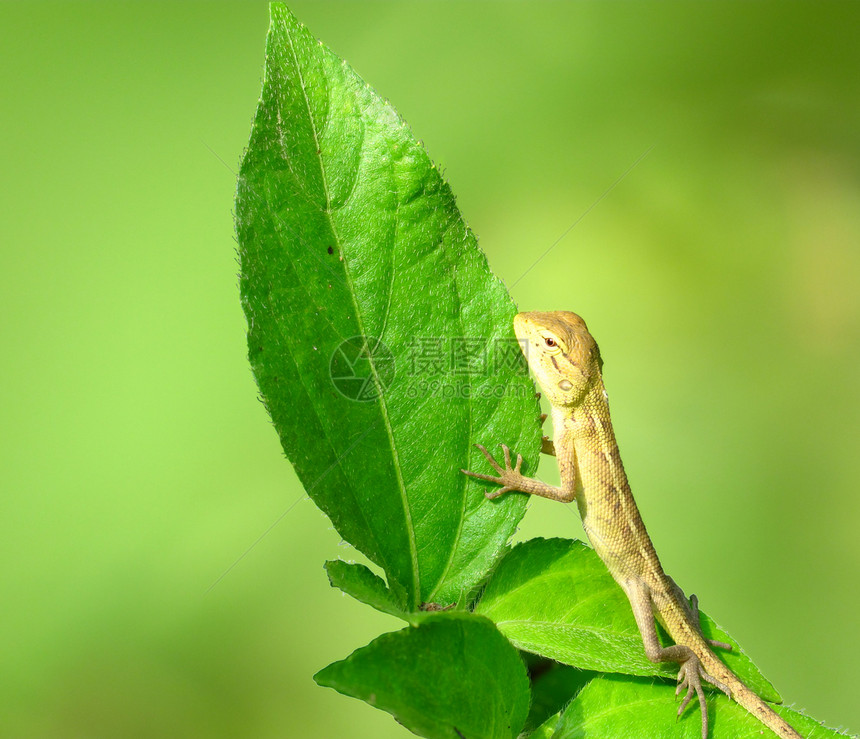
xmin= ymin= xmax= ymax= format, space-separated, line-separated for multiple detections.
xmin=701 ymin=669 xmax=731 ymax=698
xmin=707 ymin=638 xmax=733 ymax=652
xmin=675 ymin=658 xmax=709 ymax=739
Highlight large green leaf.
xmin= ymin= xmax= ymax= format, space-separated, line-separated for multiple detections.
xmin=314 ymin=612 xmax=531 ymax=739
xmin=475 ymin=538 xmax=779 ymax=702
xmin=236 ymin=4 xmax=541 ymax=609
xmin=550 ymin=674 xmax=841 ymax=738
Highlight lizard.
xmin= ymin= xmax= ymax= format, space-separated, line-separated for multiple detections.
xmin=462 ymin=310 xmax=802 ymax=739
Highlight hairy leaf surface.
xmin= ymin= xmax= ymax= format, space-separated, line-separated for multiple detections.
xmin=475 ymin=538 xmax=780 ymax=702
xmin=552 ymin=674 xmax=837 ymax=738
xmin=236 ymin=3 xmax=541 ymax=609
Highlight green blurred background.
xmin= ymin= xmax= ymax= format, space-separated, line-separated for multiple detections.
xmin=2 ymin=1 xmax=858 ymax=737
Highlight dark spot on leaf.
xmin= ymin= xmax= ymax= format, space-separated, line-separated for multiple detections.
xmin=327 ymin=246 xmax=334 ymax=255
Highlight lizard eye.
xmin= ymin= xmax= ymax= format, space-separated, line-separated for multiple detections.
xmin=544 ymin=337 xmax=557 ymax=348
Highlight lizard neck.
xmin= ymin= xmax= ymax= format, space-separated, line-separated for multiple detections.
xmin=552 ymin=380 xmax=664 ymax=584
xmin=550 ymin=379 xmax=629 ymax=501
xmin=552 ymin=380 xmax=618 ymax=454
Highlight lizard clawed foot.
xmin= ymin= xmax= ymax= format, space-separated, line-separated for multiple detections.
xmin=675 ymin=656 xmax=731 ymax=739
xmin=675 ymin=657 xmax=709 ymax=739
xmin=461 ymin=444 xmax=526 ymax=499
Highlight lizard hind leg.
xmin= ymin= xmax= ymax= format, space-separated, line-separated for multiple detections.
xmin=667 ymin=578 xmax=733 ymax=653
xmin=624 ymin=580 xmax=728 ymax=739
xmin=688 ymin=593 xmax=732 ymax=652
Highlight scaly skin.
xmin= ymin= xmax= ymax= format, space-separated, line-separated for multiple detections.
xmin=463 ymin=310 xmax=802 ymax=739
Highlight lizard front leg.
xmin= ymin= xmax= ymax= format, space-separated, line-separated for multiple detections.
xmin=461 ymin=444 xmax=575 ymax=502
xmin=540 ymin=404 xmax=556 ymax=456
xmin=541 ymin=436 xmax=556 ymax=456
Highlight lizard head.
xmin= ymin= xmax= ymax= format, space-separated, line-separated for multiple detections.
xmin=513 ymin=311 xmax=603 ymax=407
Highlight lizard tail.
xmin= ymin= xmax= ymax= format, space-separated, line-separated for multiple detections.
xmin=696 ymin=647 xmax=803 ymax=739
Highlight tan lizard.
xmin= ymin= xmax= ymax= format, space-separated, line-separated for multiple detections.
xmin=463 ymin=310 xmax=802 ymax=739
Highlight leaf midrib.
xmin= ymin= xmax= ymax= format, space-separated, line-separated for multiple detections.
xmin=282 ymin=20 xmax=420 ymax=608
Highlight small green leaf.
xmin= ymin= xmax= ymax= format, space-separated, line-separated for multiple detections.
xmin=236 ymin=4 xmax=541 ymax=610
xmin=552 ymin=674 xmax=843 ymax=738
xmin=475 ymin=538 xmax=779 ymax=701
xmin=324 ymin=560 xmax=403 ymax=619
xmin=314 ymin=612 xmax=530 ymax=739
